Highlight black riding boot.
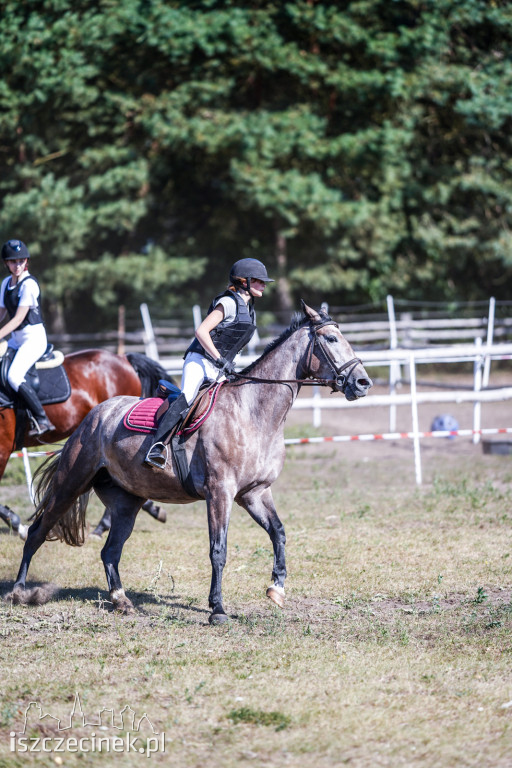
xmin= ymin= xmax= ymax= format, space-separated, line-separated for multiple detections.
xmin=17 ymin=381 xmax=56 ymax=437
xmin=144 ymin=393 xmax=189 ymax=469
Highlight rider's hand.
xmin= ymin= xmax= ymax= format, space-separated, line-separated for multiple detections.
xmin=214 ymin=356 xmax=236 ymax=378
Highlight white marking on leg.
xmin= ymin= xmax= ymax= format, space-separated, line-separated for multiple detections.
xmin=17 ymin=524 xmax=29 ymax=541
xmin=110 ymin=588 xmax=126 ymax=602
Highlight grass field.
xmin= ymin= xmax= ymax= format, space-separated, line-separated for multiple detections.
xmin=1 ymin=387 xmax=512 ymax=767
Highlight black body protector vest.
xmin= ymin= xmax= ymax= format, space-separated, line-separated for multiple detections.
xmin=3 ymin=276 xmax=43 ymax=329
xmin=186 ymin=290 xmax=256 ymax=362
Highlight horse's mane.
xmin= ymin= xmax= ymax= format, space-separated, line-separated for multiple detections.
xmin=242 ymin=309 xmax=332 ymax=374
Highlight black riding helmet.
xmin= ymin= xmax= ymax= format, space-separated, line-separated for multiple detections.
xmin=1 ymin=239 xmax=30 ymax=262
xmin=230 ymin=258 xmax=274 ymax=294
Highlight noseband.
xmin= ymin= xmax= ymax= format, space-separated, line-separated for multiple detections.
xmin=232 ymin=318 xmax=362 ymax=393
xmin=305 ymin=319 xmax=362 ymax=394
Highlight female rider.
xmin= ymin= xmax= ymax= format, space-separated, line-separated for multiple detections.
xmin=0 ymin=239 xmax=55 ymax=436
xmin=144 ymin=257 xmax=273 ymax=468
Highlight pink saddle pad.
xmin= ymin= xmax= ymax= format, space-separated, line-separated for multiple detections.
xmin=122 ymin=382 xmax=225 ymax=436
xmin=123 ymin=397 xmax=161 ymax=433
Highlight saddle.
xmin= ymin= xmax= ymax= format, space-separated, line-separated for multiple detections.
xmin=0 ymin=341 xmax=71 ymax=408
xmin=123 ymin=382 xmax=224 ymax=436
xmin=124 ymin=382 xmax=225 ymax=499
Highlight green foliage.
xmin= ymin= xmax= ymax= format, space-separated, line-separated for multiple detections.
xmin=228 ymin=706 xmax=290 ymax=731
xmin=0 ymin=0 xmax=511 ymax=330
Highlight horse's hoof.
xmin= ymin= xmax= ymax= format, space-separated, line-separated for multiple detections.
xmin=110 ymin=589 xmax=135 ymax=615
xmin=88 ymin=531 xmax=103 ymax=541
xmin=209 ymin=612 xmax=228 ymax=625
xmin=266 ymin=585 xmax=285 ymax=609
xmin=114 ymin=600 xmax=136 ymax=616
xmin=156 ymin=508 xmax=166 ymax=523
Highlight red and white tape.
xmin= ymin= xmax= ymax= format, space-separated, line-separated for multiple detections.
xmin=10 ymin=450 xmax=55 ymax=459
xmin=9 ymin=426 xmax=512 ymax=462
xmin=284 ymin=427 xmax=512 ymax=445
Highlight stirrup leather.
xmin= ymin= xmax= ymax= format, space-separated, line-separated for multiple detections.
xmin=144 ymin=441 xmax=168 ymax=469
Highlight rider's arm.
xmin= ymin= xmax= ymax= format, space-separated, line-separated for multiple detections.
xmin=195 ymin=306 xmax=225 ymax=361
xmin=0 ymin=305 xmax=30 ymax=341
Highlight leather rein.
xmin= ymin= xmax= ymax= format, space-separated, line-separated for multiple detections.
xmin=232 ymin=319 xmax=362 ymax=394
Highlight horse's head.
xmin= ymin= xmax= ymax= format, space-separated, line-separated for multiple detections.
xmin=300 ymin=301 xmax=373 ymax=401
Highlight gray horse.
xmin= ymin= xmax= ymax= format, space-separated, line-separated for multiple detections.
xmin=8 ymin=303 xmax=372 ymax=624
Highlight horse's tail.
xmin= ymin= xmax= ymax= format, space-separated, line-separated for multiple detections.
xmin=126 ymin=352 xmax=171 ymax=397
xmin=31 ymin=452 xmax=90 ymax=547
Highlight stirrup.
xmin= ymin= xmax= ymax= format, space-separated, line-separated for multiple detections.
xmin=144 ymin=442 xmax=168 ymax=469
xmin=28 ymin=417 xmax=56 ymax=438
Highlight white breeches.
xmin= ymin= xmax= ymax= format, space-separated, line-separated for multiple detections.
xmin=180 ymin=352 xmax=224 ymax=405
xmin=7 ymin=324 xmax=48 ymax=391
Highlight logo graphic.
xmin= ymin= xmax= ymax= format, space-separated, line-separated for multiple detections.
xmin=10 ymin=693 xmax=166 ymax=757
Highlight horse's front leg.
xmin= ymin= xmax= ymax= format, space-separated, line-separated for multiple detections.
xmin=206 ymin=491 xmax=233 ymax=625
xmin=238 ymin=486 xmax=287 ymax=608
xmin=95 ymin=485 xmax=144 ymax=615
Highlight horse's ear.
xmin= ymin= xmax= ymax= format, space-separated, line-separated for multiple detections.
xmin=300 ymin=300 xmax=322 ymax=322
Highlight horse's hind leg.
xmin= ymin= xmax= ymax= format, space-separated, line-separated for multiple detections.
xmin=238 ymin=487 xmax=287 ymax=608
xmin=90 ymin=508 xmax=112 ymax=539
xmin=0 ymin=505 xmax=21 ymax=534
xmin=142 ymin=499 xmax=166 ymax=523
xmin=10 ymin=498 xmax=74 ymax=605
xmin=94 ymin=483 xmax=144 ymax=615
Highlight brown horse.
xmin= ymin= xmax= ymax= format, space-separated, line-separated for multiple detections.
xmin=8 ymin=303 xmax=373 ymax=624
xmin=0 ymin=350 xmax=168 ymax=534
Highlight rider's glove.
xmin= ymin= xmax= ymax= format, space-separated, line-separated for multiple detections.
xmin=214 ymin=356 xmax=236 ymax=379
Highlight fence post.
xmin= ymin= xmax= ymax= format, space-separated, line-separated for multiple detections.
xmin=192 ymin=304 xmax=202 ymax=330
xmin=483 ymin=297 xmax=495 ymax=388
xmin=387 ymin=295 xmax=399 ymax=433
xmin=140 ymin=303 xmax=160 ymax=361
xmin=473 ymin=336 xmax=483 ymax=444
xmin=248 ymin=327 xmax=260 ymax=356
xmin=313 ymin=386 xmax=322 ymax=428
xmin=22 ymin=447 xmax=35 ymax=504
xmin=409 ymin=353 xmax=422 ymax=485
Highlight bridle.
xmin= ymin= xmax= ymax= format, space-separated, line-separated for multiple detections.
xmin=232 ymin=318 xmax=362 ymax=394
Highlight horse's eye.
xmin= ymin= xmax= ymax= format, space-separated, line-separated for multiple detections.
xmin=325 ymin=335 xmax=337 ymax=343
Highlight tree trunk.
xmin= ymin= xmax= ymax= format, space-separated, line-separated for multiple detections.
xmin=46 ymin=301 xmax=66 ymax=335
xmin=274 ymin=222 xmax=293 ymax=319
